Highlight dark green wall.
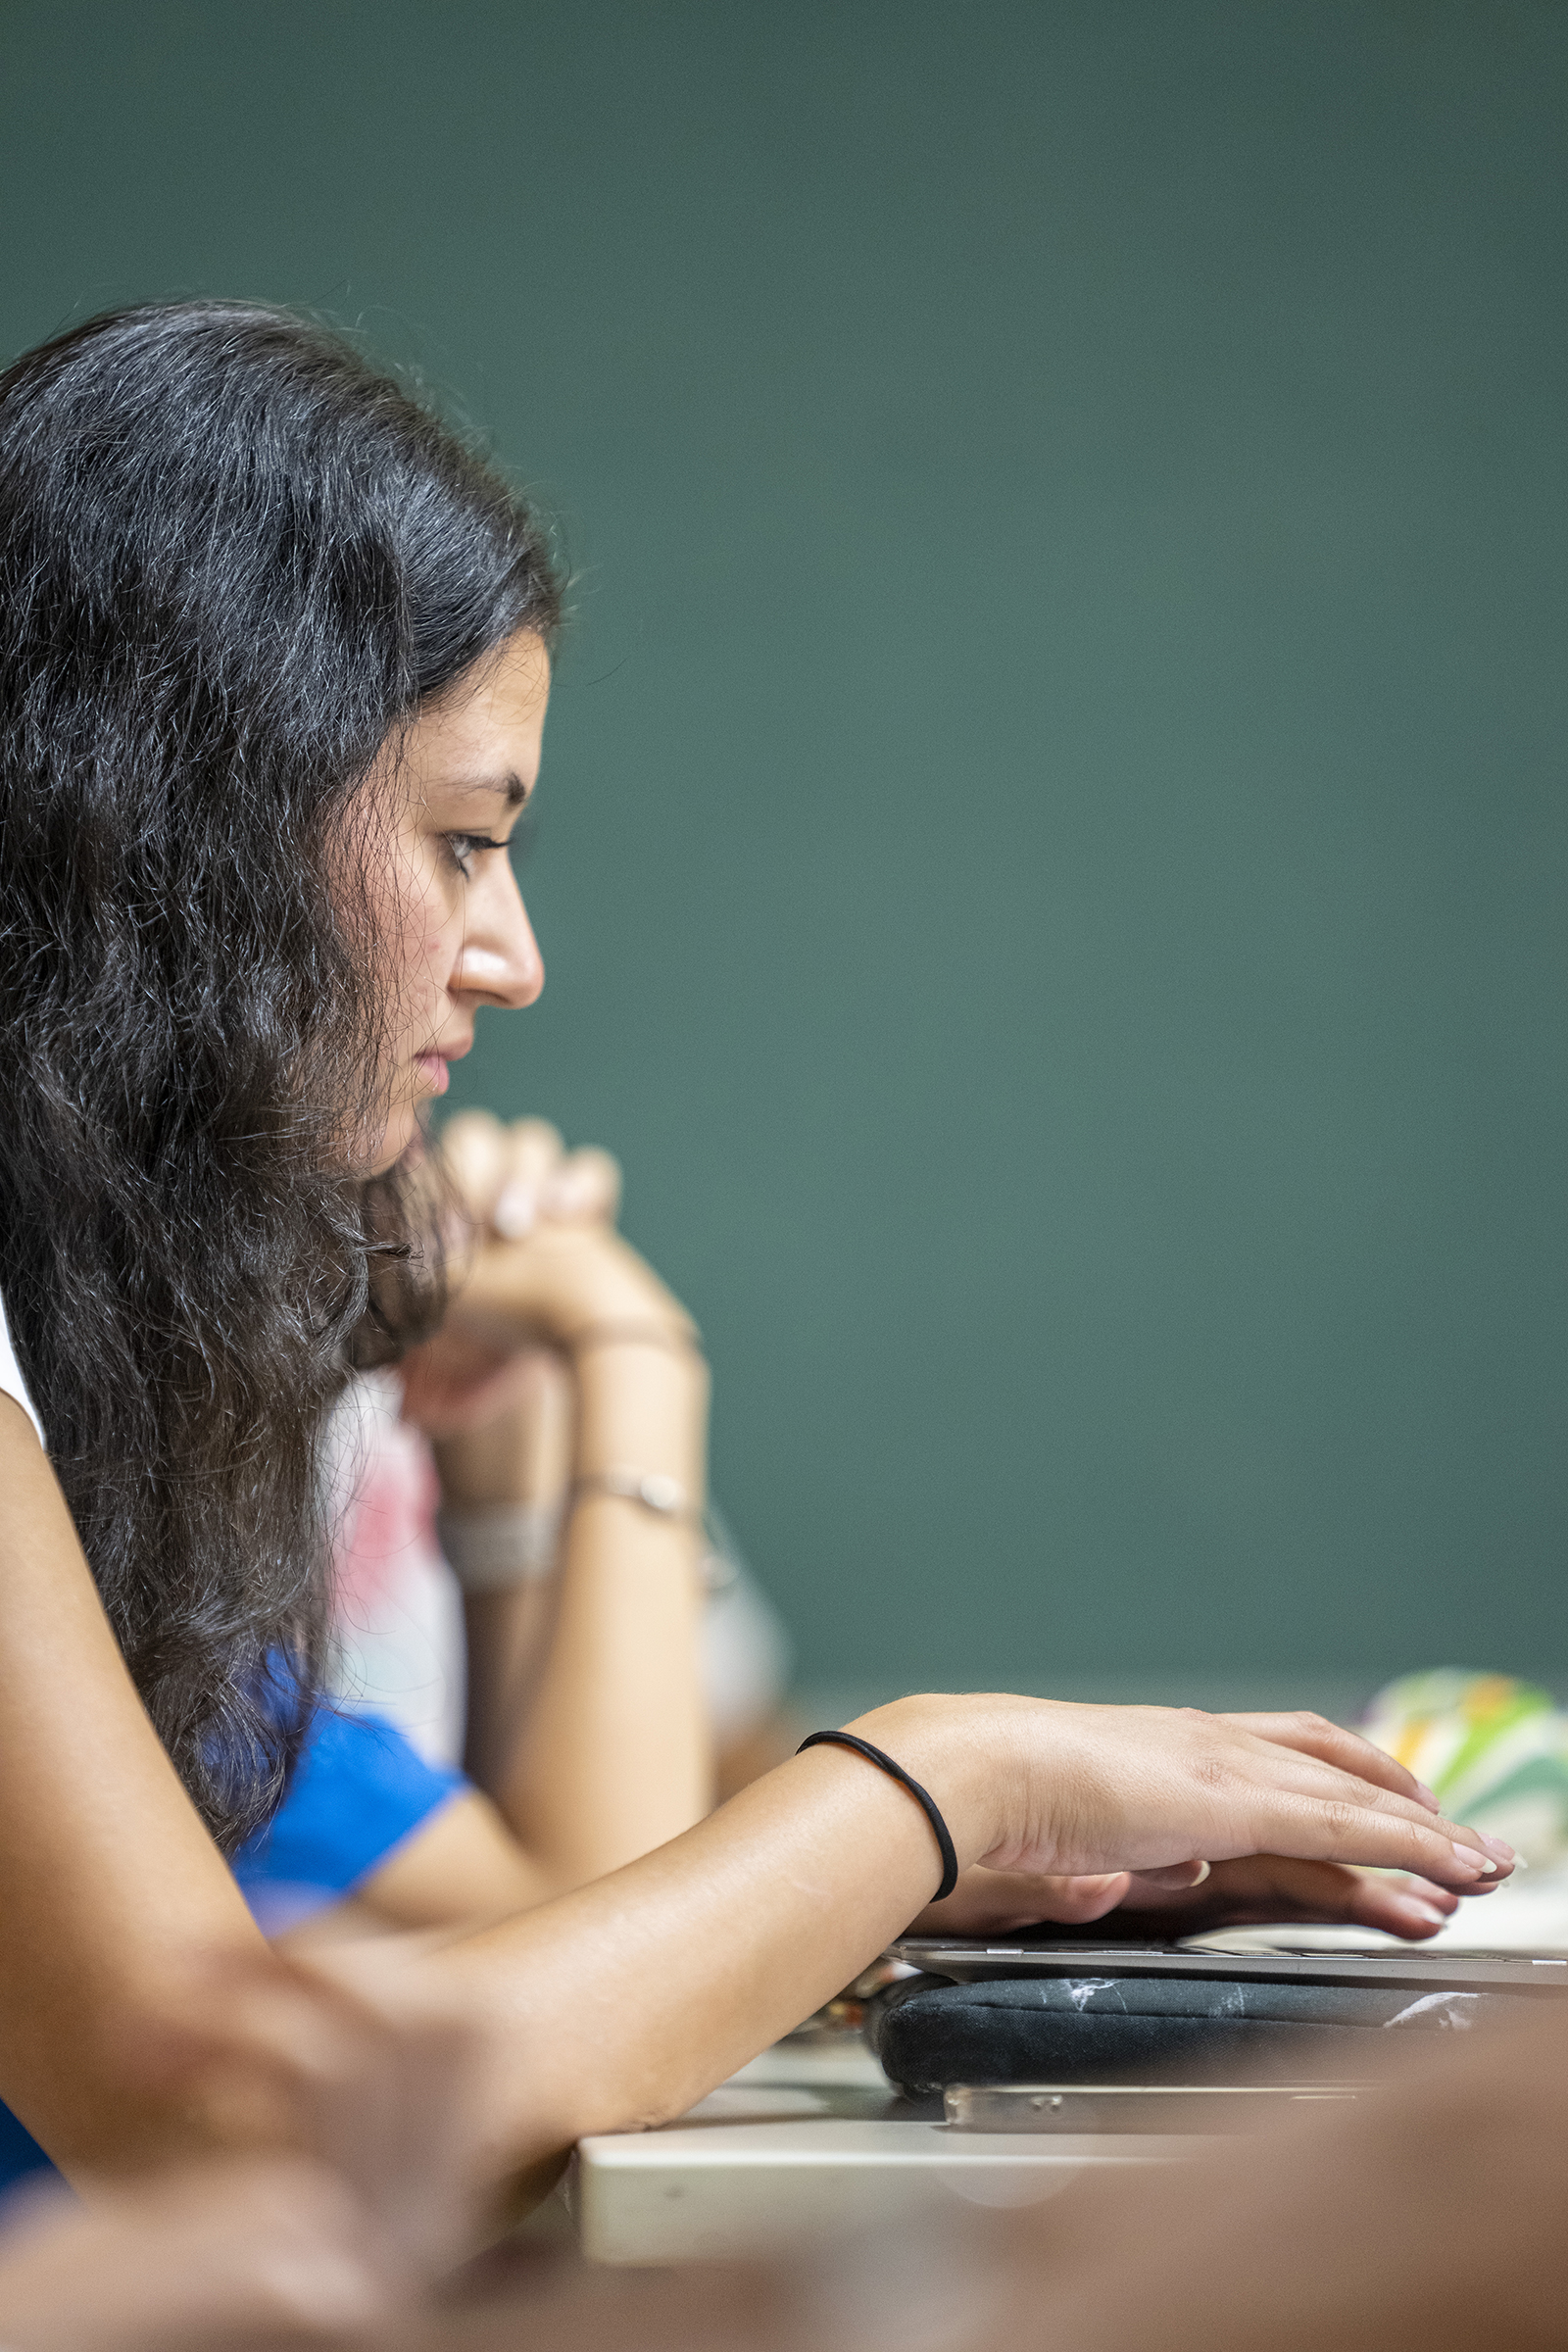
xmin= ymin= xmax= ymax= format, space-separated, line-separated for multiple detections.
xmin=5 ymin=2 xmax=1567 ymax=1698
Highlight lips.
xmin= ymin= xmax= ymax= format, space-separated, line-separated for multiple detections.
xmin=414 ymin=1034 xmax=471 ymax=1099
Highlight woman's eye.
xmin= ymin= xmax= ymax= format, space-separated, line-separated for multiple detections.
xmin=445 ymin=830 xmax=507 ymax=877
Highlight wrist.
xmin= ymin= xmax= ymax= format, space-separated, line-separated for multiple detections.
xmin=457 ymin=1223 xmax=698 ymax=1343
xmin=837 ymin=1695 xmax=1005 ymax=1877
xmin=573 ymin=1348 xmax=709 ymax=1493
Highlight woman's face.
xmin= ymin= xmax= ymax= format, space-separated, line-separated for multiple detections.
xmin=367 ymin=628 xmax=551 ymax=1174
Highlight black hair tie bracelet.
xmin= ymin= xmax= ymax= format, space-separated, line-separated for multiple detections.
xmin=797 ymin=1730 xmax=959 ymax=1903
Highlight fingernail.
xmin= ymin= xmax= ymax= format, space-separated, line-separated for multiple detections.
xmin=1451 ymin=1841 xmax=1491 ymax=1875
xmin=1403 ymin=1903 xmax=1447 ymax=1929
xmin=494 ymin=1183 xmax=537 ymax=1240
xmin=1415 ymin=1782 xmax=1441 ymax=1812
xmin=1481 ymin=1833 xmax=1516 ymax=1863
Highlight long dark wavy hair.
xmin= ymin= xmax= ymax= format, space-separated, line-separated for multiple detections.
xmin=0 ymin=302 xmax=561 ymax=1851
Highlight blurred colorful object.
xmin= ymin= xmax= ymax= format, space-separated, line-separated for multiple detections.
xmin=1361 ymin=1671 xmax=1568 ymax=1867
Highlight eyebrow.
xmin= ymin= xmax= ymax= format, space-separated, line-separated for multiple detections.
xmin=452 ymin=771 xmax=532 ymax=808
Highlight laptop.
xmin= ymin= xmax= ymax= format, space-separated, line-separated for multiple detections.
xmin=889 ymin=1932 xmax=1568 ymax=1993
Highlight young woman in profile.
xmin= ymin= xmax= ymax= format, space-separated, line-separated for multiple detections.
xmin=0 ymin=302 xmax=1510 ymax=2208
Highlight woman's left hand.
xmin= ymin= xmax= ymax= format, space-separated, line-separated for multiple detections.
xmin=912 ymin=1854 xmax=1465 ymax=1941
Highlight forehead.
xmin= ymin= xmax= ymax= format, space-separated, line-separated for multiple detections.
xmin=405 ymin=630 xmax=552 ymax=798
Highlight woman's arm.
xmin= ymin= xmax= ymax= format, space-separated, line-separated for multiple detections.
xmin=324 ymin=1325 xmax=712 ymax=1937
xmin=438 ymin=1351 xmax=569 ymax=1797
xmin=402 ymin=1115 xmax=713 ymax=1894
xmin=367 ymin=1691 xmax=1509 ymax=2179
xmin=427 ymin=1339 xmax=710 ymax=1890
xmin=0 ymin=1394 xmax=1509 ymax=2199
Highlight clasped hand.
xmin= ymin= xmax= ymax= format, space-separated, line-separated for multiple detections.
xmin=399 ymin=1112 xmax=698 ymax=1440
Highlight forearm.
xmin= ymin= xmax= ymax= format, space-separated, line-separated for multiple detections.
xmin=432 ymin=1359 xmax=567 ymax=1792
xmin=500 ymin=1346 xmax=711 ymax=1880
xmin=500 ymin=1513 xmax=710 ymax=1882
xmin=436 ymin=1345 xmax=713 ymax=1886
xmin=459 ymin=1585 xmax=553 ymax=1795
xmin=416 ymin=1699 xmax=983 ymax=2167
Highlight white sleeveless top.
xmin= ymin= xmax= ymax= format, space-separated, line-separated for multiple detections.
xmin=0 ymin=1291 xmax=45 ymax=1446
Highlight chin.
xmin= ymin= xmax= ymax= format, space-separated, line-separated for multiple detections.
xmin=362 ymin=1103 xmax=421 ymax=1177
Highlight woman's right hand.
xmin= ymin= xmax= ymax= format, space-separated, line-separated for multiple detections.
xmin=845 ymin=1694 xmax=1514 ymax=1911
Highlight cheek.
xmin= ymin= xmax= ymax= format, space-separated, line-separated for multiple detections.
xmin=388 ymin=856 xmax=463 ymax=1030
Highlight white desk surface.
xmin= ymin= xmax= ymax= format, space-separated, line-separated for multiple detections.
xmin=572 ymin=2039 xmax=1200 ymax=2266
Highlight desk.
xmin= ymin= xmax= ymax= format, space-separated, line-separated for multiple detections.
xmin=572 ymin=2039 xmax=1200 ymax=2265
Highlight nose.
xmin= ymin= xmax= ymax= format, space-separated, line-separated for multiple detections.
xmin=451 ymin=857 xmax=544 ymax=1010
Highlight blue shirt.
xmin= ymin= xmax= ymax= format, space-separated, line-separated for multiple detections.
xmin=0 ymin=1704 xmax=463 ymax=2196
xmin=232 ymin=1702 xmax=464 ymax=1936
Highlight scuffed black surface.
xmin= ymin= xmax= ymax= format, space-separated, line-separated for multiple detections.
xmin=865 ymin=1970 xmax=1535 ymax=2093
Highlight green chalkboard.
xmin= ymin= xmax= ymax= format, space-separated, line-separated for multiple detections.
xmin=4 ymin=1 xmax=1566 ymax=1702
